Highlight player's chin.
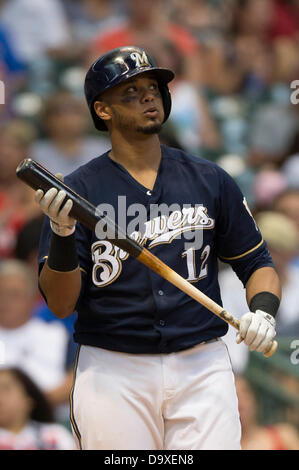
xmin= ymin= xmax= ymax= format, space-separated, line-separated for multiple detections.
xmin=137 ymin=117 xmax=163 ymax=135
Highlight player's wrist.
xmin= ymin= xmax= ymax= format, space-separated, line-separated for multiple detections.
xmin=50 ymin=219 xmax=76 ymax=237
xmin=47 ymin=231 xmax=79 ymax=272
xmin=249 ymin=291 xmax=280 ymax=318
xmin=254 ymin=309 xmax=276 ymax=327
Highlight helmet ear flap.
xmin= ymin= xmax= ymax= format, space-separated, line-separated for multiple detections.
xmin=159 ymin=85 xmax=172 ymax=124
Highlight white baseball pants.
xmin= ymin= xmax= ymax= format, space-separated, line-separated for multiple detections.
xmin=70 ymin=338 xmax=241 ymax=450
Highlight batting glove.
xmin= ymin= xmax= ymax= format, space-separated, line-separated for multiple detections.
xmin=34 ymin=173 xmax=76 ymax=237
xmin=236 ymin=310 xmax=276 ymax=353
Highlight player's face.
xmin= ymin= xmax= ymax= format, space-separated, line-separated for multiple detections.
xmin=96 ymin=73 xmax=165 ymax=135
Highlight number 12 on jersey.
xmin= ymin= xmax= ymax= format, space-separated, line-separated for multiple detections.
xmin=182 ymin=245 xmax=210 ymax=282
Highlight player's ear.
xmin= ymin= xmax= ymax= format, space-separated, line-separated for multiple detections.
xmin=94 ymin=100 xmax=112 ymax=125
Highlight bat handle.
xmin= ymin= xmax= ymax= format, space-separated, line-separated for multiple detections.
xmin=263 ymin=339 xmax=278 ymax=357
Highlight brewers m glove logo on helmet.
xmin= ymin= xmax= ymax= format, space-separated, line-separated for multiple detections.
xmin=130 ymin=51 xmax=151 ymax=68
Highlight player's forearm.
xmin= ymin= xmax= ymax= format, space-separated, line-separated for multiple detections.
xmin=245 ymin=266 xmax=281 ymax=311
xmin=39 ymin=262 xmax=81 ymax=318
xmin=236 ymin=266 xmax=281 ymax=352
xmin=34 ymin=173 xmax=82 ymax=318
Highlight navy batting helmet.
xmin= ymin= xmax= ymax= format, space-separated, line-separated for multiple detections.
xmin=84 ymin=46 xmax=175 ymax=131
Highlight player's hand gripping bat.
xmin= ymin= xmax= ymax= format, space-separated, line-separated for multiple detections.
xmin=16 ymin=158 xmax=278 ymax=357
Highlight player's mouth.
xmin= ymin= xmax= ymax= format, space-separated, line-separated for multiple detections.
xmin=143 ymin=107 xmax=159 ymax=118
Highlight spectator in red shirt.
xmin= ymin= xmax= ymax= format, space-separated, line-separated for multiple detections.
xmin=269 ymin=0 xmax=299 ymax=40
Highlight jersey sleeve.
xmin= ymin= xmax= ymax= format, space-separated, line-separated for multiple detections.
xmin=215 ymin=167 xmax=274 ymax=286
xmin=37 ymin=170 xmax=92 ymax=302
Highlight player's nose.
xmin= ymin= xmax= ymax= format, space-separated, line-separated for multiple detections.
xmin=140 ymin=88 xmax=156 ymax=103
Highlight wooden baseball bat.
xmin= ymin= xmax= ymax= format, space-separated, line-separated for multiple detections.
xmin=16 ymin=158 xmax=278 ymax=357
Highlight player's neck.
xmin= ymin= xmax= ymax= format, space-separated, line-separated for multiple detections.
xmin=109 ymin=134 xmax=161 ymax=191
xmin=109 ymin=133 xmax=161 ymax=172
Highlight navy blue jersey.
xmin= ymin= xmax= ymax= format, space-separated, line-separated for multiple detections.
xmin=38 ymin=145 xmax=274 ymax=353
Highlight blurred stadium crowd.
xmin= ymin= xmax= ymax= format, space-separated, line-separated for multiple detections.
xmin=0 ymin=0 xmax=298 ymax=450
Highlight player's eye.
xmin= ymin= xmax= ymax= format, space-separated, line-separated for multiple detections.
xmin=126 ymin=85 xmax=137 ymax=93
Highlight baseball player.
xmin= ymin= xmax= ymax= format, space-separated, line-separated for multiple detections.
xmin=36 ymin=46 xmax=281 ymax=450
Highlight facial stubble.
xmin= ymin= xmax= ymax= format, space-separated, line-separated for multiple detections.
xmin=111 ymin=107 xmax=163 ymax=135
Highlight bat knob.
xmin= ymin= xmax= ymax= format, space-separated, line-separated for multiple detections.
xmin=263 ymin=340 xmax=278 ymax=357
